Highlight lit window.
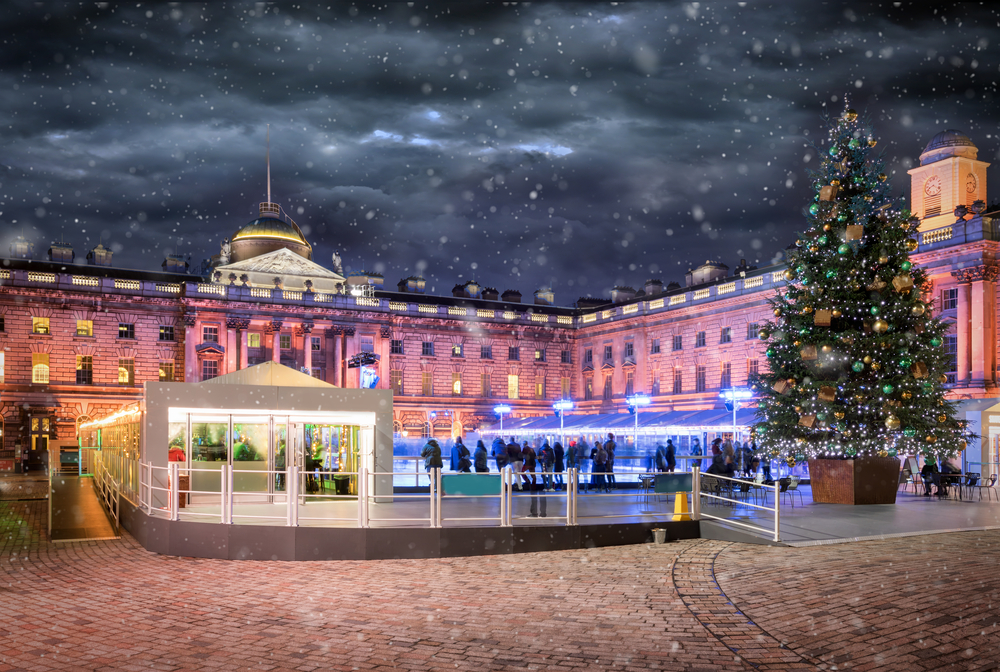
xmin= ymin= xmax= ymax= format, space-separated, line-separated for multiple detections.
xmin=76 ymin=355 xmax=93 ymax=385
xmin=452 ymin=343 xmax=464 ymax=358
xmin=32 ymin=353 xmax=49 ymax=383
xmin=507 ymin=374 xmax=519 ymax=399
xmin=118 ymin=323 xmax=135 ymax=339
xmin=202 ymin=325 xmax=219 ymax=343
xmin=480 ymin=372 xmax=491 ymax=398
xmin=422 ymin=371 xmax=433 ymax=396
xmin=535 ymin=348 xmax=546 ymax=362
xmin=249 ymin=333 xmax=261 ymax=348
xmin=77 ymin=320 xmax=93 ymax=337
xmin=585 ymin=376 xmax=593 ymax=400
xmin=119 ymin=359 xmax=135 ymax=386
xmin=391 ymin=370 xmax=403 ymax=395
xmin=535 ymin=375 xmax=545 ymax=399
xmin=159 ymin=361 xmax=174 ymax=382
xmin=452 ymin=372 xmax=462 ymax=396
xmin=159 ymin=325 xmax=175 ymax=341
xmin=561 ymin=376 xmax=570 ymax=398
xmin=311 ymin=336 xmax=321 ymax=351
xmin=279 ymin=334 xmax=291 ymax=350
xmin=32 ymin=317 xmax=50 ymax=335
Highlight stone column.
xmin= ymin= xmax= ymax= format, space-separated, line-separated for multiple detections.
xmin=299 ymin=323 xmax=314 ymax=375
xmin=966 ymin=265 xmax=999 ymax=387
xmin=183 ymin=313 xmax=198 ymax=383
xmin=225 ymin=323 xmax=238 ymax=375
xmin=343 ymin=326 xmax=357 ymax=388
xmin=268 ymin=319 xmax=283 ymax=363
xmin=377 ymin=325 xmax=392 ymax=390
xmin=240 ymin=329 xmax=249 ymax=370
xmin=326 ymin=327 xmax=339 ymax=386
xmin=227 ymin=317 xmax=250 ymax=371
xmin=954 ymin=275 xmax=972 ymax=385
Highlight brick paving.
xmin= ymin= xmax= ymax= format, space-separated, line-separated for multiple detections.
xmin=2 ymin=499 xmax=1000 ymax=671
xmin=0 ymin=476 xmax=49 ymax=502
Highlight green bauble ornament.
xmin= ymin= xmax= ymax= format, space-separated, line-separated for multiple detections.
xmin=837 ymin=212 xmax=848 ymax=222
xmin=818 ymin=235 xmax=828 ymax=245
xmin=922 ymin=381 xmax=934 ymax=392
xmin=849 ymin=138 xmax=860 ymax=149
xmin=870 ymin=306 xmax=880 ymax=315
xmin=796 ymin=265 xmax=806 ymax=275
xmin=846 ymin=446 xmax=858 ymax=457
xmin=801 ymin=277 xmax=811 ymax=286
xmin=903 ymin=427 xmax=916 ymax=437
xmin=882 ymin=383 xmax=895 ymax=395
xmin=826 ymin=269 xmax=838 ymax=279
xmin=816 ymin=412 xmax=827 ymax=422
xmin=799 ymin=327 xmax=810 ymax=335
xmin=900 ymin=358 xmax=912 ymax=369
xmin=852 ymin=361 xmax=865 ymax=372
xmin=888 ymin=448 xmax=898 ymax=457
xmin=930 ymin=337 xmax=942 ymax=347
xmin=838 ymin=243 xmax=851 ymax=255
xmin=901 ymin=261 xmax=912 ymax=272
xmin=765 ymin=348 xmax=776 ymax=358
xmin=829 ymin=145 xmax=839 ymax=156
xmin=809 ymin=203 xmax=820 ymax=215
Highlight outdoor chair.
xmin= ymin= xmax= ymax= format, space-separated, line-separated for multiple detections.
xmin=750 ymin=474 xmax=767 ymax=506
xmin=783 ymin=475 xmax=804 ymax=507
xmin=973 ymin=473 xmax=999 ymax=502
xmin=776 ymin=477 xmax=791 ymax=507
xmin=899 ymin=466 xmax=912 ymax=492
xmin=736 ymin=478 xmax=753 ymax=505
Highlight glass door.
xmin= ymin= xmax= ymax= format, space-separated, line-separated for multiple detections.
xmin=231 ymin=416 xmax=269 ymax=494
xmin=190 ymin=415 xmax=228 ymax=493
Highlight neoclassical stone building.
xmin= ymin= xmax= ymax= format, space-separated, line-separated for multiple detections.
xmin=0 ymin=129 xmax=996 ymax=471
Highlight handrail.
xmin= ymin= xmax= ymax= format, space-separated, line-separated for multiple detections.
xmin=697 ymin=471 xmax=781 ymax=542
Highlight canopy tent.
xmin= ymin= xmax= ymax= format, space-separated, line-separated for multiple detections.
xmin=197 ymin=360 xmax=337 ymax=388
xmin=479 ymin=407 xmax=756 ymax=439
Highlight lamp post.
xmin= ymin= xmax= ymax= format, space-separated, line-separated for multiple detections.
xmin=626 ymin=393 xmax=652 ymax=452
xmin=719 ymin=388 xmax=753 ymax=443
xmin=493 ymin=404 xmax=512 ymax=436
xmin=553 ymin=399 xmax=574 ymax=447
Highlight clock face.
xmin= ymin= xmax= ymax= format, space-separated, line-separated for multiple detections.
xmin=924 ymin=175 xmax=942 ymax=196
xmin=967 ymin=173 xmax=977 ymax=193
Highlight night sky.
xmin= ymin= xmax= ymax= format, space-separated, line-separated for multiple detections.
xmin=2 ymin=3 xmax=1000 ymax=305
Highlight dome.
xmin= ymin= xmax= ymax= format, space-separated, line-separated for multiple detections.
xmin=920 ymin=130 xmax=978 ymax=165
xmin=233 ymin=217 xmax=308 ymax=246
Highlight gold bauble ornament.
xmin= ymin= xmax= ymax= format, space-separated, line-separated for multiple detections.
xmin=901 ymin=391 xmax=912 ymax=400
xmin=873 ymin=319 xmax=889 ymax=333
xmin=878 ymin=254 xmax=889 ymax=264
xmin=868 ymin=138 xmax=877 ymax=147
xmin=830 ymin=179 xmax=840 ymax=186
xmin=877 ymin=448 xmax=889 ymax=457
xmin=844 ymin=108 xmax=858 ymax=121
xmin=905 ymin=239 xmax=919 ymax=252
xmin=821 ymin=344 xmax=832 ymax=353
xmin=802 ymin=305 xmax=813 ymax=314
xmin=878 ymin=173 xmax=887 ymax=182
xmin=911 ymin=304 xmax=926 ymax=317
xmin=834 ymin=411 xmax=845 ymax=420
xmin=823 ymin=223 xmax=832 ymax=232
xmin=939 ymin=374 xmax=948 ymax=384
xmin=786 ymin=458 xmax=797 ymax=467
xmin=794 ymin=406 xmax=802 ymax=413
xmin=794 ymin=340 xmax=801 ymax=346
xmin=784 ymin=269 xmax=795 ymax=281
xmin=832 ymin=309 xmax=842 ymax=318
xmin=809 ymin=246 xmax=819 ymax=253
xmin=863 ymin=355 xmax=873 ymax=364
xmin=937 ymin=414 xmax=948 ymax=423
xmin=959 ymin=440 xmax=967 ymax=450
xmin=926 ymin=435 xmax=937 ymax=444
xmin=787 ymin=378 xmax=797 ymax=386
xmin=871 ymin=362 xmax=881 ymax=370
xmin=773 ymin=308 xmax=782 ymax=317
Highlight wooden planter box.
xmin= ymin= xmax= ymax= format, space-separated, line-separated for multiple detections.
xmin=808 ymin=456 xmax=900 ymax=505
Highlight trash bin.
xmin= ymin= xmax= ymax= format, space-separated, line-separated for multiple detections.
xmin=652 ymin=528 xmax=667 ymax=544
xmin=178 ymin=474 xmax=190 ymax=509
xmin=334 ymin=475 xmax=350 ymax=496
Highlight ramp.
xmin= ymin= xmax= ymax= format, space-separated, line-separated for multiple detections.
xmin=700 ymin=520 xmax=786 ymax=546
xmin=49 ymin=475 xmax=119 ymax=542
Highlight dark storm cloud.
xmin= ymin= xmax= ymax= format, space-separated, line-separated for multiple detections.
xmin=1 ymin=2 xmax=999 ymax=303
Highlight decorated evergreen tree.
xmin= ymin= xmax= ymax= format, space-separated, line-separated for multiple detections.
xmin=752 ymin=107 xmax=973 ymax=465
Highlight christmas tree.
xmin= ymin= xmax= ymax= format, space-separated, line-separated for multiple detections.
xmin=752 ymin=107 xmax=973 ymax=464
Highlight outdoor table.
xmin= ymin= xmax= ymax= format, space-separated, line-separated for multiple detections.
xmin=938 ymin=472 xmax=963 ymax=500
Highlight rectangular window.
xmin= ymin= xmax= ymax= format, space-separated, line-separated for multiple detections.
xmin=279 ymin=334 xmax=291 ymax=350
xmin=76 ymin=319 xmax=93 ymax=337
xmin=422 ymin=341 xmax=435 ymax=357
xmin=625 ymin=370 xmax=635 ymax=396
xmin=534 ymin=348 xmax=546 ymax=362
xmin=942 ymin=288 xmax=959 ymax=311
xmin=32 ymin=353 xmax=49 ymax=383
xmin=391 ymin=339 xmax=404 ymax=355
xmin=118 ymin=358 xmax=135 ymax=386
xmin=720 ymin=327 xmax=732 ymax=344
xmin=118 ymin=323 xmax=135 ymax=339
xmin=203 ymin=325 xmax=219 ymax=343
xmin=507 ymin=374 xmax=519 ymax=400
xmin=159 ymin=325 xmax=175 ymax=341
xmin=535 ymin=375 xmax=545 ymax=399
xmin=561 ymin=376 xmax=570 ymax=398
xmin=603 ymin=374 xmax=613 ymax=400
xmin=452 ymin=372 xmax=462 ymax=396
xmin=452 ymin=343 xmax=463 ymax=357
xmin=624 ymin=342 xmax=634 ymax=358
xmin=32 ymin=317 xmax=50 ymax=335
xmin=311 ymin=336 xmax=321 ymax=351
xmin=159 ymin=361 xmax=174 ymax=382
xmin=651 ymin=338 xmax=660 ymax=354
xmin=944 ymin=335 xmax=958 ymax=374
xmin=480 ymin=344 xmax=493 ymax=359
xmin=673 ymin=368 xmax=683 ymax=394
xmin=561 ymin=350 xmax=571 ymax=364
xmin=673 ymin=335 xmax=682 ymax=351
xmin=0 ymin=315 xmax=5 ymax=332
xmin=696 ymin=365 xmax=707 ymax=392
xmin=747 ymin=323 xmax=759 ymax=340
xmin=584 ymin=348 xmax=593 ymax=364
xmin=720 ymin=362 xmax=732 ymax=389
xmin=76 ymin=355 xmax=93 ymax=385
xmin=585 ymin=377 xmax=594 ymax=401
xmin=652 ymin=372 xmax=660 ymax=396
xmin=391 ymin=370 xmax=403 ymax=395
xmin=508 ymin=346 xmax=519 ymax=361
xmin=604 ymin=345 xmax=613 ymax=361
xmin=748 ymin=359 xmax=759 ymax=377
xmin=248 ymin=333 xmax=261 ymax=348
xmin=311 ymin=368 xmax=324 ymax=379
xmin=202 ymin=359 xmax=219 ymax=381
xmin=422 ymin=371 xmax=433 ymax=396
xmin=481 ymin=372 xmax=491 ymax=398
xmin=696 ymin=331 xmax=706 ymax=348
xmin=360 ymin=336 xmax=374 ymax=353
xmin=925 ymin=193 xmax=941 ymax=217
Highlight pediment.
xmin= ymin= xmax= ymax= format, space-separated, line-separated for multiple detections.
xmin=217 ymin=248 xmax=344 ymax=281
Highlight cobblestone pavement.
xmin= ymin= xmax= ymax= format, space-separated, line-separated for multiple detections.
xmin=2 ymin=500 xmax=999 ymax=671
xmin=0 ymin=475 xmax=49 ymax=502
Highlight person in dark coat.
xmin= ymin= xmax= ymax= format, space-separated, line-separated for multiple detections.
xmin=553 ymin=441 xmax=565 ymax=490
xmin=665 ymin=439 xmax=677 ymax=472
xmin=455 ymin=436 xmax=472 ymax=473
xmin=592 ymin=440 xmax=609 ymax=492
xmin=507 ymin=438 xmax=523 ymax=490
xmin=654 ymin=444 xmax=667 ymax=472
xmin=420 ymin=439 xmax=443 ymax=471
xmin=473 ymin=440 xmax=489 ymax=473
xmin=491 ymin=437 xmax=508 ymax=472
xmin=539 ymin=441 xmax=555 ymax=490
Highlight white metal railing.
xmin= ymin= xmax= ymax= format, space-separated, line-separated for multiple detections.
xmin=622 ymin=304 xmax=638 ymax=314
xmin=582 ymin=313 xmax=597 ymax=323
xmin=283 ymin=290 xmax=303 ymax=301
xmin=477 ymin=308 xmax=495 ymax=318
xmin=697 ymin=470 xmax=780 ymax=542
xmin=531 ymin=313 xmax=550 ymax=322
xmin=503 ymin=311 xmax=517 ymax=320
xmin=355 ymin=297 xmax=379 ymax=307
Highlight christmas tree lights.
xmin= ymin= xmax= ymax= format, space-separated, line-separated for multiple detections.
xmin=751 ymin=107 xmax=974 ymax=465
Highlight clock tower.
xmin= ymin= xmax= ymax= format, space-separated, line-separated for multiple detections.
xmin=907 ymin=130 xmax=989 ymax=232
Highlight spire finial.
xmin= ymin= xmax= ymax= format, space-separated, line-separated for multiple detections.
xmin=266 ymin=123 xmax=271 ymax=205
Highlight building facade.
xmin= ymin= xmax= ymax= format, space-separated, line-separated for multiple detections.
xmin=0 ymin=130 xmax=996 ymax=471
